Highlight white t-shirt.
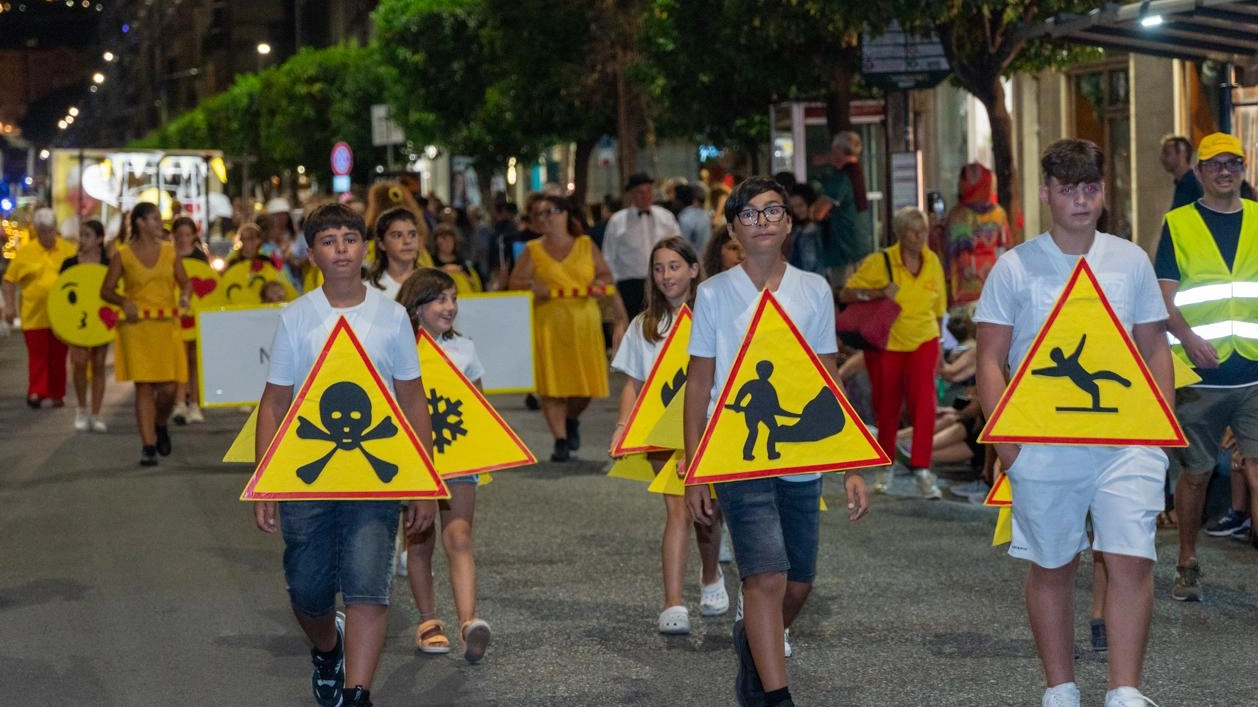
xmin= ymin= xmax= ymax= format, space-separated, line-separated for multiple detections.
xmin=611 ymin=312 xmax=674 ymax=381
xmin=602 ymin=205 xmax=682 ymax=281
xmin=974 ymin=232 xmax=1169 ymax=372
xmin=435 ymin=332 xmax=485 ymax=382
xmin=366 ymin=273 xmax=404 ymax=302
xmin=689 ymin=264 xmax=837 ymax=482
xmin=267 ymin=286 xmax=420 ymax=393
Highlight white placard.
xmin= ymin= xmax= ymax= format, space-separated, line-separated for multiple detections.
xmin=197 ymin=305 xmax=284 ymax=407
xmin=454 ymin=292 xmax=535 ymax=394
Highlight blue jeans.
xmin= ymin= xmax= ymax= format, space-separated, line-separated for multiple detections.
xmin=716 ymin=477 xmax=821 ymax=583
xmin=281 ymin=501 xmax=400 ymax=616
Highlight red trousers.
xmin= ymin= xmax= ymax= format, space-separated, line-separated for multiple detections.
xmin=864 ymin=338 xmax=939 ymax=469
xmin=23 ymin=328 xmax=68 ymax=401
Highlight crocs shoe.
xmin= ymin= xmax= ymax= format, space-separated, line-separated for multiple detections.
xmin=657 ymin=605 xmax=690 ymax=635
xmin=700 ymin=571 xmax=729 ymax=616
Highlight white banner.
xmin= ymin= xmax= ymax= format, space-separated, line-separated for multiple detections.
xmin=455 ymin=292 xmax=535 ymax=394
xmin=197 ymin=305 xmax=284 ymax=407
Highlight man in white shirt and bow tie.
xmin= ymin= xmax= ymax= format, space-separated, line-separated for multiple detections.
xmin=603 ymin=172 xmax=682 ymax=317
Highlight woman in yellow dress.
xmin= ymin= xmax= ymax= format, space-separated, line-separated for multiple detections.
xmin=509 ymin=194 xmax=614 ymax=461
xmin=100 ymin=202 xmax=191 ymax=467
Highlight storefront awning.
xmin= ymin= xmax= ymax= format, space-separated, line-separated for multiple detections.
xmin=1030 ymin=0 xmax=1258 ymax=66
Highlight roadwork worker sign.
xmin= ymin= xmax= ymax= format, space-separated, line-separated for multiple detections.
xmin=417 ymin=329 xmax=536 ymax=478
xmin=241 ymin=317 xmax=448 ymax=500
xmin=685 ymin=290 xmax=888 ymax=484
xmin=980 ymin=259 xmax=1186 ymax=447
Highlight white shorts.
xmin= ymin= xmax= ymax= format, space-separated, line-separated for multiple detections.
xmin=1007 ymin=444 xmax=1167 ymax=569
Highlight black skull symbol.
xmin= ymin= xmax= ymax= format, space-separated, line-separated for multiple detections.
xmin=295 ymin=381 xmax=400 ymax=484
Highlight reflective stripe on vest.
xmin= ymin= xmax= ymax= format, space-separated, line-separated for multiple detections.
xmin=1165 ymin=200 xmax=1258 ymax=363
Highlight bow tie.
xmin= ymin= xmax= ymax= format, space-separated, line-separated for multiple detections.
xmin=638 ymin=209 xmax=652 ymax=218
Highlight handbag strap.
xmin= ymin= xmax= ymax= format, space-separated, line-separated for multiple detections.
xmin=882 ymin=250 xmax=894 ymax=285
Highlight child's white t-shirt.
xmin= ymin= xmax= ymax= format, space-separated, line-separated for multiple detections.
xmin=267 ymin=286 xmax=420 ymax=392
xmin=689 ymin=264 xmax=837 ymax=482
xmin=611 ymin=312 xmax=674 ymax=381
xmin=366 ymin=273 xmax=404 ymax=302
xmin=974 ymin=232 xmax=1168 ymax=371
xmin=435 ymin=332 xmax=485 ymax=382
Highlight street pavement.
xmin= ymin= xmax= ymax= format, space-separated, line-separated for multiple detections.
xmin=1 ymin=335 xmax=1256 ymax=707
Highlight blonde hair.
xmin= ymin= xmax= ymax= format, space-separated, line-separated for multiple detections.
xmin=891 ymin=206 xmax=928 ymax=238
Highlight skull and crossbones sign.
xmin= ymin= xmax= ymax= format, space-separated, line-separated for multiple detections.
xmin=295 ymin=381 xmax=399 ymax=484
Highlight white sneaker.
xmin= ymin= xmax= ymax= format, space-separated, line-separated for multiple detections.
xmin=873 ymin=466 xmax=892 ymax=494
xmin=783 ymin=628 xmax=792 ymax=658
xmin=187 ymin=403 xmax=205 ymax=423
xmin=1105 ymin=687 xmax=1159 ymax=707
xmin=171 ymin=402 xmax=189 ymax=426
xmin=74 ymin=407 xmax=90 ymax=432
xmin=914 ymin=468 xmax=942 ymax=499
xmin=1043 ymin=682 xmax=1081 ymax=707
xmin=90 ymin=416 xmax=108 ymax=432
xmin=657 ymin=605 xmax=691 ymax=635
xmin=395 ymin=546 xmax=408 ymax=577
xmin=700 ymin=570 xmax=729 ymax=616
xmin=735 ymin=589 xmax=743 ymax=621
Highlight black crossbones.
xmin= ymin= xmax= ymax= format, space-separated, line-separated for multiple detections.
xmin=295 ymin=381 xmax=399 ymax=484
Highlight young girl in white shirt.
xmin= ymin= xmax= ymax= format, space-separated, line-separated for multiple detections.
xmin=367 ymin=207 xmax=430 ymax=301
xmin=395 ymin=267 xmax=492 ymax=663
xmin=610 ymin=237 xmax=728 ymax=634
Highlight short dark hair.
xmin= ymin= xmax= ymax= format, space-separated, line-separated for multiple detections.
xmin=724 ymin=176 xmax=790 ymax=225
xmin=1161 ymin=134 xmax=1192 ymax=156
xmin=789 ymin=183 xmax=817 ymax=204
xmin=1041 ymin=139 xmax=1104 ymax=185
xmin=303 ymin=202 xmax=366 ymax=246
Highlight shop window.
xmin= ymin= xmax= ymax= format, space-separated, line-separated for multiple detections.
xmin=1072 ymin=64 xmax=1132 ymax=239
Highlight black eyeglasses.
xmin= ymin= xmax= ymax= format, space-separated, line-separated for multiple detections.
xmin=736 ymin=205 xmax=788 ymax=226
xmin=1200 ymin=158 xmax=1245 ymax=174
xmin=532 ymin=206 xmax=565 ymax=218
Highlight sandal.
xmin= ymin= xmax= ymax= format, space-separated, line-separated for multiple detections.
xmin=416 ymin=618 xmax=451 ymax=654
xmin=657 ymin=605 xmax=690 ymax=635
xmin=461 ymin=618 xmax=492 ymax=663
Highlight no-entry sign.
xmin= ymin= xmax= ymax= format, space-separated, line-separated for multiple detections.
xmin=331 ymin=142 xmax=353 ymax=176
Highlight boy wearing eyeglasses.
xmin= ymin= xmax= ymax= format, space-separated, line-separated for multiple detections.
xmin=684 ymin=176 xmax=869 ymax=707
xmin=1155 ymin=132 xmax=1258 ymax=602
xmin=975 ymin=139 xmax=1173 ymax=707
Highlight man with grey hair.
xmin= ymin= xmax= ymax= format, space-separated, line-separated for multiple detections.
xmin=3 ymin=207 xmax=77 ymax=408
xmin=817 ymin=130 xmax=871 ymax=286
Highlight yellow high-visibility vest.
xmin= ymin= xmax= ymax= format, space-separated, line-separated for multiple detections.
xmin=1166 ymin=199 xmax=1258 ymax=363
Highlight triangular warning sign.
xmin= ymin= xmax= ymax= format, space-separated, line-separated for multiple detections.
xmin=241 ymin=317 xmax=449 ymax=500
xmin=980 ymin=259 xmax=1186 ymax=446
xmin=983 ymin=472 xmax=1011 ymax=507
xmin=608 ymin=454 xmax=657 ymax=483
xmin=417 ymin=329 xmax=536 ymax=478
xmin=685 ymin=290 xmax=889 ymax=484
xmin=223 ymin=407 xmax=258 ymax=463
xmin=647 ymin=451 xmax=687 ymax=496
xmin=992 ymin=507 xmax=1014 ymax=546
xmin=1172 ymin=353 xmax=1201 ymax=388
xmin=612 ymin=307 xmax=692 ymax=456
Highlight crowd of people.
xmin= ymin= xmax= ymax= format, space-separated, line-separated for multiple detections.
xmin=3 ymin=127 xmax=1256 ymax=707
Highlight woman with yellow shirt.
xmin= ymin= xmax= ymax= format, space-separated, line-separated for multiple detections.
xmin=840 ymin=206 xmax=947 ymax=498
xmin=100 ymin=202 xmax=192 ymax=467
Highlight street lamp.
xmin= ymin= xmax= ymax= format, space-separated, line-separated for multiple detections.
xmin=256 ymin=42 xmax=272 ymax=55
xmin=103 ymin=51 xmax=115 ymax=62
xmin=92 ymin=72 xmax=106 ymax=85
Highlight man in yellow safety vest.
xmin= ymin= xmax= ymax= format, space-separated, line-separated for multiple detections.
xmin=1155 ymin=132 xmax=1258 ymax=603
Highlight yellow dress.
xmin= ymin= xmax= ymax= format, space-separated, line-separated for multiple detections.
xmin=529 ymin=236 xmax=608 ymax=398
xmin=115 ymin=240 xmax=188 ymax=383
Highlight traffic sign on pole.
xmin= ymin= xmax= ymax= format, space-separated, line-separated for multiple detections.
xmin=331 ymin=142 xmax=353 ymax=176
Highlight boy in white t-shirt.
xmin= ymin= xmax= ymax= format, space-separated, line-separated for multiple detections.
xmin=975 ymin=139 xmax=1173 ymax=707
xmin=253 ymin=203 xmax=438 ymax=707
xmin=684 ymin=177 xmax=869 ymax=707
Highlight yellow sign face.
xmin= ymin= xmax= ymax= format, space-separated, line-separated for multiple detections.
xmin=1172 ymin=353 xmax=1202 ymax=388
xmin=685 ymin=290 xmax=889 ymax=485
xmin=220 ymin=259 xmax=297 ymax=306
xmin=980 ymin=259 xmax=1187 ymax=447
xmin=643 ymin=381 xmax=686 ymax=450
xmin=607 ymin=454 xmax=656 ymax=483
xmin=646 ymin=451 xmax=687 ymax=496
xmin=612 ymin=307 xmax=692 ymax=456
xmin=417 ymin=329 xmax=536 ymax=478
xmin=992 ymin=507 xmax=1014 ymax=547
xmin=48 ymin=263 xmax=120 ymax=348
xmin=223 ymin=406 xmax=258 ymax=463
xmin=180 ymin=258 xmax=224 ymax=342
xmin=241 ymin=317 xmax=449 ymax=500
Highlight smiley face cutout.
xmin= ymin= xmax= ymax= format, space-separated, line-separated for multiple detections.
xmin=49 ymin=263 xmax=121 ymax=347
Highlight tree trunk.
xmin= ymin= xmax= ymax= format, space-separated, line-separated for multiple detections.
xmin=572 ymin=136 xmax=595 ymax=213
xmin=826 ymin=59 xmax=855 ymax=134
xmin=980 ymin=77 xmax=1018 ymax=235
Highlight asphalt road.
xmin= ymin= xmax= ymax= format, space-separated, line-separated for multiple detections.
xmin=1 ymin=337 xmax=1255 ymax=706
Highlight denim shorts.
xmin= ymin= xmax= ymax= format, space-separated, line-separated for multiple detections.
xmin=715 ymin=477 xmax=822 ymax=584
xmin=280 ymin=500 xmax=400 ymax=616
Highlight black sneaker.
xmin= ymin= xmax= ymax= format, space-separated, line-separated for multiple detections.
xmin=140 ymin=446 xmax=159 ymax=467
xmin=565 ymin=418 xmax=581 ymax=450
xmin=732 ymin=619 xmax=765 ymax=707
xmin=1205 ymin=509 xmax=1249 ymax=537
xmin=155 ymin=425 xmax=172 ymax=456
xmin=550 ymin=438 xmax=571 ymax=462
xmin=343 ymin=685 xmax=372 ymax=707
xmin=1089 ymin=618 xmax=1107 ymax=652
xmin=311 ymin=612 xmax=345 ymax=707
xmin=524 ymin=394 xmax=539 ymax=411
